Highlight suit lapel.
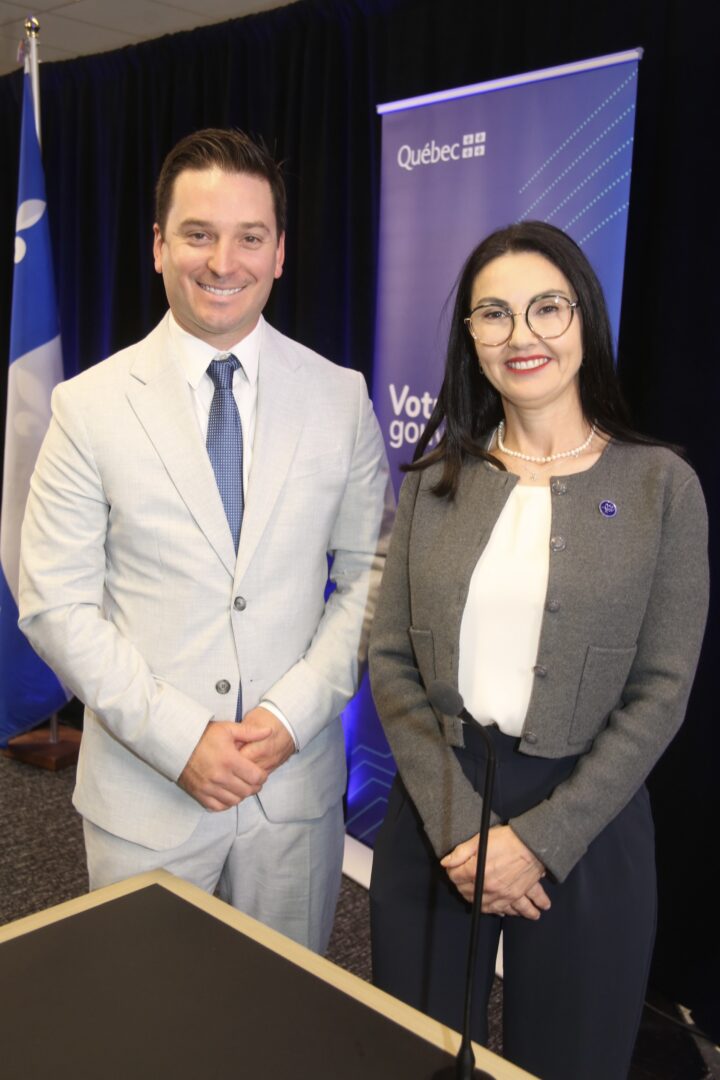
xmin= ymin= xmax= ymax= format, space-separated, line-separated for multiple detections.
xmin=234 ymin=328 xmax=303 ymax=584
xmin=125 ymin=319 xmax=237 ymax=578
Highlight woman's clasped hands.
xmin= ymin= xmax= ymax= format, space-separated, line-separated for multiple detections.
xmin=440 ymin=825 xmax=551 ymax=919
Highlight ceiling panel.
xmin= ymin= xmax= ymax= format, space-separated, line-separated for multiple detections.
xmin=2 ymin=12 xmax=137 ymax=56
xmin=0 ymin=0 xmax=297 ymax=76
xmin=59 ymin=0 xmax=209 ymax=36
xmin=164 ymin=0 xmax=292 ymax=17
xmin=0 ymin=1 xmax=28 ymax=20
xmin=0 ymin=0 xmax=68 ymax=17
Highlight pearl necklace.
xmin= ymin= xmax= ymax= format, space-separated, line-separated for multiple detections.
xmin=496 ymin=420 xmax=596 ymax=464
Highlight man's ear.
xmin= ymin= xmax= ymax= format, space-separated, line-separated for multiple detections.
xmin=152 ymin=224 xmax=164 ymax=274
xmin=274 ymin=232 xmax=286 ymax=280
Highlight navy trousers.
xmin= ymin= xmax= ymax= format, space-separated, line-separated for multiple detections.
xmin=370 ymin=725 xmax=657 ymax=1080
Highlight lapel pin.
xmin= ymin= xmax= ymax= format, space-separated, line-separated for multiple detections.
xmin=599 ymin=500 xmax=617 ymax=518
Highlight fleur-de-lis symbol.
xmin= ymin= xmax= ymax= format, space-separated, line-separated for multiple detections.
xmin=14 ymin=198 xmax=46 ymax=264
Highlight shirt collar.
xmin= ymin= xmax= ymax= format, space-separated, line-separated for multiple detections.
xmin=168 ymin=312 xmax=263 ymax=389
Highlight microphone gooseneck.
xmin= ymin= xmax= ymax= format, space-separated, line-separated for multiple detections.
xmin=427 ymin=680 xmax=497 ymax=1080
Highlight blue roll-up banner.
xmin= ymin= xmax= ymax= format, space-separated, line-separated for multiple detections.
xmin=344 ymin=50 xmax=641 ymax=848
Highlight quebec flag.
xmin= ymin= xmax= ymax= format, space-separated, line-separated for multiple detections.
xmin=0 ymin=69 xmax=68 ymax=744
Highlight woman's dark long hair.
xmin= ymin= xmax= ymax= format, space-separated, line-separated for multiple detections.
xmin=408 ymin=221 xmax=660 ymax=497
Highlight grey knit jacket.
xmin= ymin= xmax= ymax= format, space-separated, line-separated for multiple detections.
xmin=368 ymin=441 xmax=709 ymax=882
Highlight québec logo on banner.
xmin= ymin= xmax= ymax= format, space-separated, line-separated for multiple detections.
xmin=397 ymin=131 xmax=486 ymax=171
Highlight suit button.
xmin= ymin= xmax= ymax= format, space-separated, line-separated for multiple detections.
xmin=524 ymin=732 xmax=538 ymax=745
xmin=233 ymin=596 xmax=246 ymax=611
xmin=551 ymin=480 xmax=568 ymax=495
xmin=533 ymin=664 xmax=548 ymax=678
xmin=546 ymin=598 xmax=560 ymax=612
xmin=550 ymin=535 xmax=566 ymax=552
xmin=215 ymin=680 xmax=231 ymax=695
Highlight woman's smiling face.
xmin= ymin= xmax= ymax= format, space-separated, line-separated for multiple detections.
xmin=468 ymin=250 xmax=583 ymax=416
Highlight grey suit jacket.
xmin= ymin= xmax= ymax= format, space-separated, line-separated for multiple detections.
xmin=20 ymin=315 xmax=392 ymax=850
xmin=369 ymin=441 xmax=708 ymax=881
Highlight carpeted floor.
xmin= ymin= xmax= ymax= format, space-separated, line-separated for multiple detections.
xmin=1 ymin=751 xmax=714 ymax=1078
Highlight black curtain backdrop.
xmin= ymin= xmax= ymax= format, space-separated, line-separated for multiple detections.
xmin=0 ymin=0 xmax=717 ymax=1031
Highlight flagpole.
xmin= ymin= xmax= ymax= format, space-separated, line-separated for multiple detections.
xmin=24 ymin=17 xmax=41 ymax=145
xmin=26 ymin=16 xmax=59 ymax=747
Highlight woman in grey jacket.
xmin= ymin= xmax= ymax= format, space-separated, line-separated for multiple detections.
xmin=368 ymin=222 xmax=709 ymax=1080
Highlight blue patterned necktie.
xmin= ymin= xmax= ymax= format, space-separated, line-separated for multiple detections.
xmin=206 ymin=354 xmax=244 ymax=553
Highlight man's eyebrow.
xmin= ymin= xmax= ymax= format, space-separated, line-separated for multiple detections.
xmin=176 ymin=218 xmax=272 ymax=232
xmin=237 ymin=220 xmax=272 ymax=232
xmin=177 ymin=217 xmax=273 ymax=230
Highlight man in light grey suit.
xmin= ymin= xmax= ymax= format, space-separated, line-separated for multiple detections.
xmin=19 ymin=129 xmax=391 ymax=952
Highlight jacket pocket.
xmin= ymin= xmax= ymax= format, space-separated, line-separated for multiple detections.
xmin=408 ymin=626 xmax=436 ymax=690
xmin=569 ymin=644 xmax=637 ymax=745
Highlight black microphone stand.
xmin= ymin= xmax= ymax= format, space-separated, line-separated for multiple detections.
xmin=428 ymin=682 xmax=497 ymax=1080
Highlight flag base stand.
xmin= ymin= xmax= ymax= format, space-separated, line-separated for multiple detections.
xmin=2 ymin=723 xmax=80 ymax=771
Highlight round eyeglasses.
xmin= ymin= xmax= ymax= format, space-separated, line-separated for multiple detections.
xmin=464 ymin=293 xmax=579 ymax=347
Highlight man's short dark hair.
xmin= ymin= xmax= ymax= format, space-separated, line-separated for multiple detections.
xmin=155 ymin=128 xmax=287 ymax=237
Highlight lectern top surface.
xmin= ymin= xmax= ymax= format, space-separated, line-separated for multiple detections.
xmin=0 ymin=883 xmax=460 ymax=1080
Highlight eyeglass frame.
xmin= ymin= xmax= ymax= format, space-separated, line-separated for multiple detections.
xmin=464 ymin=292 xmax=580 ymax=347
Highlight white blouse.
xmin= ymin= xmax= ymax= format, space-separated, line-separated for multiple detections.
xmin=457 ymin=485 xmax=551 ymax=736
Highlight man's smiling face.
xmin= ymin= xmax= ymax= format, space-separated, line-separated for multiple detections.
xmin=153 ymin=166 xmax=285 ymax=350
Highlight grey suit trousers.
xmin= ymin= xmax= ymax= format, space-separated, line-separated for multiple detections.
xmin=85 ymin=794 xmax=345 ymax=953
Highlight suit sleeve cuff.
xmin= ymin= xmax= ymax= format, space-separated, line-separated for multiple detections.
xmin=260 ymin=699 xmax=299 ymax=752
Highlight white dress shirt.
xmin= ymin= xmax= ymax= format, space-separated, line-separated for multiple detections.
xmin=458 ymin=484 xmax=551 ymax=736
xmin=168 ymin=311 xmax=261 ymax=490
xmin=168 ymin=313 xmax=298 ymax=748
